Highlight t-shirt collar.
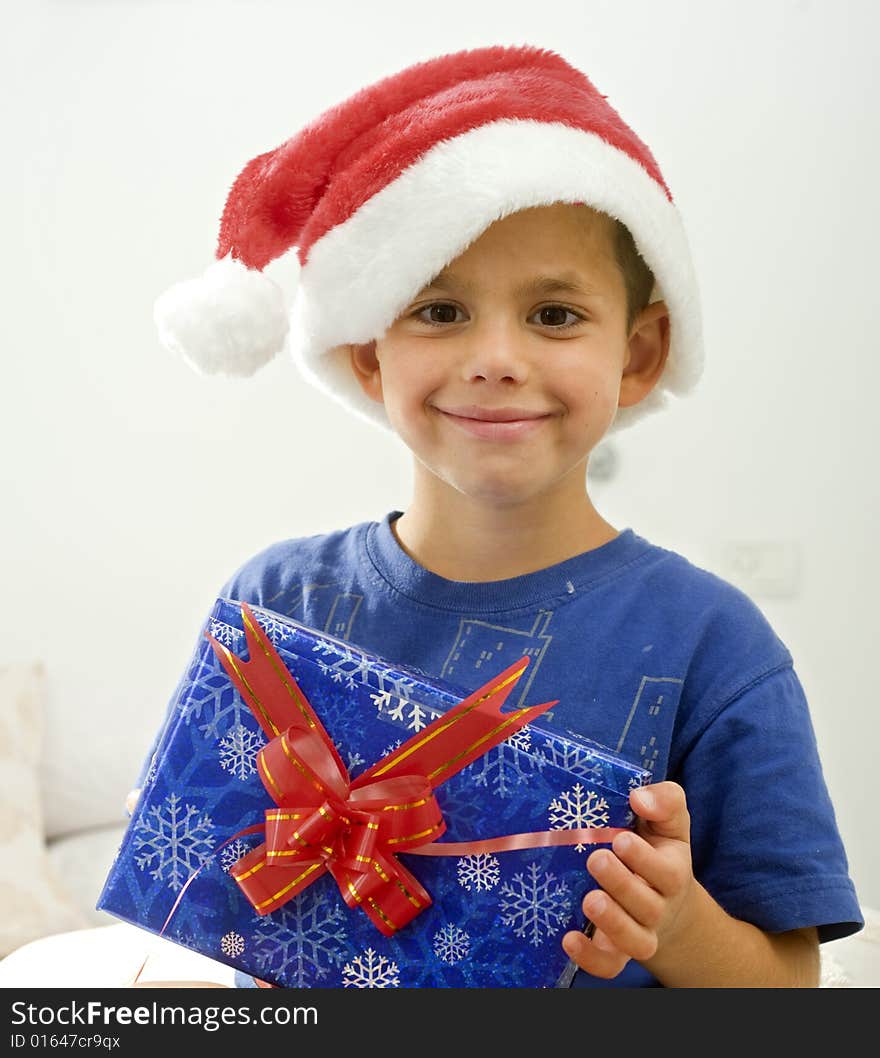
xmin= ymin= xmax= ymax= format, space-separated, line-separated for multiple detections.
xmin=365 ymin=510 xmax=649 ymax=614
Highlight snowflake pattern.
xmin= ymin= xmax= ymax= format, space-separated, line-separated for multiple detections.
xmin=133 ymin=793 xmax=215 ymax=891
xmin=499 ymin=861 xmax=573 ymax=947
xmin=541 ymin=740 xmax=604 ymax=783
xmin=251 ymin=611 xmax=292 ymax=646
xmin=457 ymin=853 xmax=501 ymax=892
xmin=94 ymin=590 xmax=657 ymax=989
xmin=341 ymin=948 xmax=400 ymax=988
xmin=548 ymin=783 xmax=610 ymax=851
xmin=179 ymin=646 xmax=253 ymax=741
xmin=218 ymin=723 xmax=265 ymax=781
xmin=468 ymin=728 xmax=546 ymax=798
xmin=346 ymin=748 xmax=367 ymax=773
xmin=252 ymin=888 xmax=348 ymax=987
xmin=433 ymin=923 xmax=470 ymax=964
xmin=310 ymin=690 xmax=368 ymax=763
xmin=207 ymin=619 xmax=243 ymax=647
xmin=144 ymin=756 xmax=158 ymax=786
xmin=377 ymin=738 xmax=403 ymax=761
xmin=373 ymin=689 xmax=438 ymax=733
xmin=369 ymin=689 xmax=394 ymax=712
xmin=311 ymin=640 xmax=423 ymax=706
xmin=220 ymin=931 xmax=245 ymax=958
xmin=219 ymin=838 xmax=257 ymax=874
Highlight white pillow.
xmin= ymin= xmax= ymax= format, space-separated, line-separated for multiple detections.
xmin=47 ymin=823 xmax=129 ymax=927
xmin=0 ymin=663 xmax=88 ymax=956
xmin=0 ymin=923 xmax=234 ymax=988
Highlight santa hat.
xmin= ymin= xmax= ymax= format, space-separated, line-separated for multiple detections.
xmin=154 ymin=44 xmax=703 ymax=433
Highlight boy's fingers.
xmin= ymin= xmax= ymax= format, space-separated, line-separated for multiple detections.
xmin=562 ymin=928 xmax=629 ymax=980
xmin=609 ymin=831 xmax=690 ymax=899
xmin=586 ymin=846 xmax=665 ymax=924
xmin=630 ymin=781 xmax=690 ymax=842
xmin=582 ymin=889 xmax=658 ymax=964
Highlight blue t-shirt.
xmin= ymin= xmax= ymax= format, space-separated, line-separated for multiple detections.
xmin=164 ymin=511 xmax=862 ymax=988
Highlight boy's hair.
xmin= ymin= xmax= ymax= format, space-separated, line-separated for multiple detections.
xmin=614 ymin=220 xmax=656 ymax=331
xmin=154 ymin=44 xmax=702 ymax=433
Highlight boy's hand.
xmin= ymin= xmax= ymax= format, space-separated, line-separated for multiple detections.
xmin=561 ymin=781 xmax=696 ymax=980
xmin=125 ymin=788 xmax=141 ymax=816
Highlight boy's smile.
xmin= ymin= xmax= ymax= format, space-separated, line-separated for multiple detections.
xmin=351 ymin=202 xmax=669 ymax=527
xmin=434 ymin=402 xmax=553 ymax=441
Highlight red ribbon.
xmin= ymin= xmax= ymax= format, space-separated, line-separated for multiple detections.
xmin=206 ymin=603 xmax=622 ymax=937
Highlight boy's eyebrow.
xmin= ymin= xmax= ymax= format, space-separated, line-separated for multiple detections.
xmin=418 ymin=270 xmax=605 ymax=299
xmin=516 ymin=273 xmax=606 ymax=299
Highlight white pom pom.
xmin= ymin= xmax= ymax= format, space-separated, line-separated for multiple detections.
xmin=153 ymin=255 xmax=295 ymax=376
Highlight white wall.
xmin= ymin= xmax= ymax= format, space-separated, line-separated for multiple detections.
xmin=4 ymin=0 xmax=878 ymax=913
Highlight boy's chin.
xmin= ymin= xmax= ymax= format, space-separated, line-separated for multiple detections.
xmin=440 ymin=477 xmax=556 ymax=511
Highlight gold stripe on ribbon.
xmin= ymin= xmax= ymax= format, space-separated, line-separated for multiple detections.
xmin=385 ymin=824 xmax=444 ymax=846
xmin=289 ymin=830 xmax=335 ymax=860
xmin=232 ymin=858 xmax=265 ymax=882
xmin=366 ymin=896 xmax=397 ymax=931
xmin=215 ymin=642 xmax=280 ymax=737
xmin=257 ymin=862 xmax=325 ymax=911
xmin=427 ymin=706 xmax=533 ymax=783
xmin=368 ymin=858 xmax=424 ymax=910
xmin=257 ymin=754 xmax=283 ymax=801
xmin=280 ymin=733 xmax=331 ymax=797
xmin=393 ymin=877 xmax=426 ymax=910
xmin=369 ymin=663 xmax=527 ymax=778
xmin=380 ymin=797 xmax=429 ymax=812
xmin=244 ymin=608 xmax=316 ymax=731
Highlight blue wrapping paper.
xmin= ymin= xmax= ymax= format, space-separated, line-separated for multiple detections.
xmin=97 ymin=598 xmax=650 ymax=987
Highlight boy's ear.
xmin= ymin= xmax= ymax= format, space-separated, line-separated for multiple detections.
xmin=618 ymin=300 xmax=671 ymax=408
xmin=348 ymin=341 xmax=384 ymax=403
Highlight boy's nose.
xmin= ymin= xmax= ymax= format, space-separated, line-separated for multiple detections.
xmin=459 ymin=325 xmax=531 ymax=385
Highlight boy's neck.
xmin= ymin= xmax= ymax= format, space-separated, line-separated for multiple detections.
xmin=391 ymin=487 xmax=619 ymax=583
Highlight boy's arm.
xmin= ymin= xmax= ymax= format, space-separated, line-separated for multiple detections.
xmin=562 ymin=782 xmax=821 ymax=987
xmin=642 ymin=886 xmax=819 ymax=988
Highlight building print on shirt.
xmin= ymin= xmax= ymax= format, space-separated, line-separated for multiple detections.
xmin=263 ymin=582 xmax=364 ymax=640
xmin=257 ymin=581 xmax=680 ymax=775
xmin=615 ymin=675 xmax=684 ymax=773
xmin=441 ymin=611 xmax=554 ymax=709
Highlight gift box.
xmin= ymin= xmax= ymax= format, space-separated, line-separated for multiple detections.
xmin=97 ymin=597 xmax=651 ymax=988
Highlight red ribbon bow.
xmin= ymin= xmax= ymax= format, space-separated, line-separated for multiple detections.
xmin=206 ymin=603 xmax=561 ymax=937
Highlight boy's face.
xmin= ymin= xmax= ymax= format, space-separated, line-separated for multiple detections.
xmin=350 ymin=203 xmax=667 ymax=511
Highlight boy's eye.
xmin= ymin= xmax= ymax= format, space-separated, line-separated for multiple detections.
xmin=415 ymin=303 xmax=465 ymax=325
xmin=530 ymin=305 xmax=584 ymax=328
xmin=412 ymin=302 xmax=584 ymax=328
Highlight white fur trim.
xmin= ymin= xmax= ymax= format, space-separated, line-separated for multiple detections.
xmin=288 ymin=119 xmax=702 ymax=433
xmin=154 ymin=255 xmax=293 ymax=377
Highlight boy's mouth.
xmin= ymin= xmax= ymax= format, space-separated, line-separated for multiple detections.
xmin=435 ymin=404 xmax=552 ymax=441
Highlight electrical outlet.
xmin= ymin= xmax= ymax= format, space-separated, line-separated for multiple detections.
xmin=718 ymin=539 xmax=802 ymax=599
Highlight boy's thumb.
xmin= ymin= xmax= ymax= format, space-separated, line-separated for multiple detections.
xmin=631 ymin=782 xmax=690 ymax=842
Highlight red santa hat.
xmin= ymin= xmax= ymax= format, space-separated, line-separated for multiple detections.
xmin=154 ymin=44 xmax=703 ymax=433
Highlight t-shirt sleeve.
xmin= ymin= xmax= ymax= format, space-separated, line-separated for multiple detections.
xmin=678 ymin=663 xmax=863 ymax=943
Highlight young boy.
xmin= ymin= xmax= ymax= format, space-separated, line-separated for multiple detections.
xmin=143 ymin=44 xmax=862 ymax=987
